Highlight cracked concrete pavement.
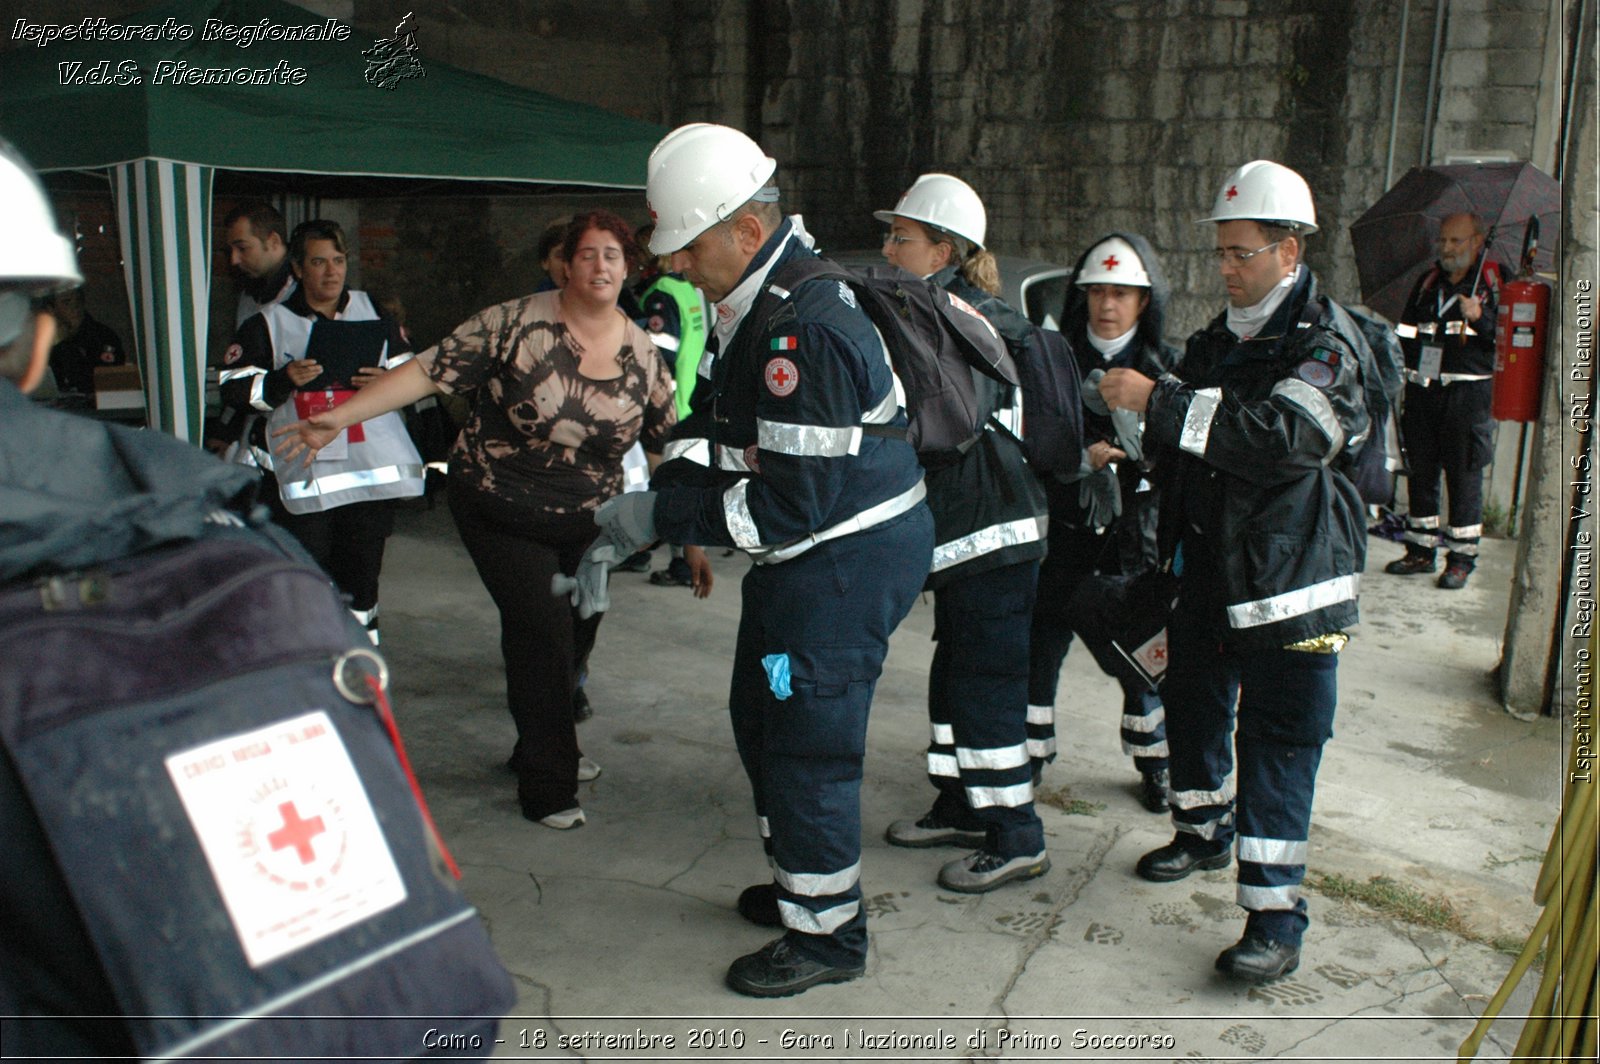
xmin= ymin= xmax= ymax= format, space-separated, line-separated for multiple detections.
xmin=378 ymin=503 xmax=1564 ymax=1060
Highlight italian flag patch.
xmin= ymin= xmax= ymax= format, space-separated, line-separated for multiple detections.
xmin=770 ymin=335 xmax=798 ymax=351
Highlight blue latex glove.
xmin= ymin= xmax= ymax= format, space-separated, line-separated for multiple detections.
xmin=551 ymin=538 xmax=622 ymax=619
xmin=594 ymin=491 xmax=659 ymax=557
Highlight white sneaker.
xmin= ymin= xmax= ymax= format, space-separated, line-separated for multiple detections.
xmin=578 ymin=756 xmax=602 ymax=782
xmin=539 ymin=807 xmax=586 ymax=830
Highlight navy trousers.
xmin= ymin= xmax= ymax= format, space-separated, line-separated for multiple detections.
xmin=1400 ymin=379 xmax=1492 ymax=564
xmin=729 ymin=506 xmax=933 ymax=967
xmin=925 ymin=560 xmax=1045 ymax=858
xmin=1163 ymin=579 xmax=1338 ymax=946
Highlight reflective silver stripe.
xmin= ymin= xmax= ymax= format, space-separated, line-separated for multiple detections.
xmin=350 ymin=606 xmax=377 ymax=626
xmin=1410 ymin=515 xmax=1441 ymax=529
xmin=1403 ymin=368 xmax=1434 ymax=387
xmin=1121 ymin=708 xmax=1165 ymax=734
xmin=1226 ymin=573 xmax=1361 ymax=630
xmin=861 ymin=385 xmax=900 ymax=425
xmin=927 ymin=752 xmax=960 ymax=778
xmin=1451 ymin=543 xmax=1480 ymax=556
xmin=1144 ymin=739 xmax=1170 ymax=757
xmin=1404 ymin=528 xmax=1442 ymax=547
xmin=385 ymin=351 xmax=414 ymax=367
xmin=1171 ymin=783 xmax=1233 ymax=810
xmin=1238 ymin=883 xmax=1300 ymax=911
xmin=1395 ymin=322 xmax=1418 ymax=338
xmin=718 ymin=444 xmax=753 ymax=472
xmin=930 ymin=722 xmax=955 ymax=745
xmin=753 ymin=479 xmax=927 ymax=565
xmin=249 ymin=373 xmax=271 ymax=412
xmin=1026 ymin=703 xmax=1054 ymax=725
xmin=650 ymin=332 xmax=680 ymax=352
xmin=1440 ymin=372 xmax=1492 ymax=384
xmin=1238 ymin=837 xmax=1308 ymax=865
xmin=778 ymin=898 xmax=858 ymax=935
xmin=758 ymin=419 xmax=862 ymax=458
xmin=249 ymin=445 xmax=275 ymax=471
xmin=217 ymin=365 xmax=266 ymax=385
xmin=766 ymin=284 xmax=792 ymax=300
xmin=1175 ymin=818 xmax=1229 ymax=841
xmin=663 ymin=437 xmax=711 ymax=466
xmin=1270 ymin=378 xmax=1345 ymax=459
xmin=723 ymin=479 xmax=762 ymax=548
xmin=930 ymin=516 xmax=1044 ymax=573
xmin=1026 ymin=736 xmax=1057 ymax=759
xmin=279 ymin=463 xmax=426 ymax=501
xmin=774 ymin=860 xmax=860 ymax=898
xmin=966 ymin=781 xmax=1034 ymax=808
xmin=956 ymin=742 xmax=1030 ymax=771
xmin=1446 ymin=524 xmax=1483 ymax=540
xmin=758 ymin=815 xmax=771 ymax=839
xmin=1179 ymin=387 xmax=1222 ymax=456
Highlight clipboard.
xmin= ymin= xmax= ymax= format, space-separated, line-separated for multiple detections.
xmin=299 ymin=319 xmax=390 ymax=390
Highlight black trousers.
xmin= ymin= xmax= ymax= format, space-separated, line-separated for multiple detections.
xmin=266 ymin=476 xmax=394 ymax=613
xmin=1400 ymin=379 xmax=1493 ymax=561
xmin=448 ymin=482 xmax=602 ymax=819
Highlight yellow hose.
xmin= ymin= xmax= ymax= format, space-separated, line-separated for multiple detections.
xmin=1459 ymin=628 xmax=1598 ymax=1062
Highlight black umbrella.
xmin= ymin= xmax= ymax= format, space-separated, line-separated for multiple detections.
xmin=1349 ymin=162 xmax=1560 ymax=322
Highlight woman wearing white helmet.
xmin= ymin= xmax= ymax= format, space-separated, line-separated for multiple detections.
xmin=1029 ymin=232 xmax=1181 ymax=815
xmin=876 ymin=174 xmax=1052 ymax=896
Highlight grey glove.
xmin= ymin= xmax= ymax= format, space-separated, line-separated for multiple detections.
xmin=1078 ymin=465 xmax=1123 ymax=529
xmin=1082 ymin=367 xmax=1111 ymax=415
xmin=552 ymin=538 xmax=623 ymax=619
xmin=1083 ymin=367 xmax=1145 ymax=462
xmin=594 ymin=491 xmax=658 ymax=557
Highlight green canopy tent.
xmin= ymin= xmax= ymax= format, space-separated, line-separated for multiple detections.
xmin=2 ymin=0 xmax=666 ymax=440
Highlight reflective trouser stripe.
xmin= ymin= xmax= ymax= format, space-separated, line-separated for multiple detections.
xmin=955 ymin=742 xmax=1030 ymax=771
xmin=1026 ymin=703 xmax=1053 ymax=725
xmin=1171 ymin=784 xmax=1234 ymax=810
xmin=1123 ymin=738 xmax=1171 ymax=758
xmin=1175 ymin=815 xmax=1232 ymax=842
xmin=1237 ymin=882 xmax=1300 ymax=911
xmin=1226 ymin=573 xmax=1360 ymax=630
xmin=1238 ymin=836 xmax=1308 ymax=865
xmin=779 ymin=899 xmax=860 ymax=935
xmin=966 ymin=781 xmax=1034 ymax=808
xmin=1121 ymin=708 xmax=1165 ymax=733
xmin=927 ymin=752 xmax=959 ymax=779
xmin=775 ymin=860 xmax=860 ymax=898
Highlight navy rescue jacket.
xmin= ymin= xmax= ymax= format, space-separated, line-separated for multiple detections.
xmin=1145 ymin=269 xmax=1369 ymax=650
xmin=652 ymin=222 xmax=926 ymax=563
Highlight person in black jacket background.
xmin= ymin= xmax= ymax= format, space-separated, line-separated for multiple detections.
xmin=1101 ymin=161 xmax=1371 ymax=985
xmin=1029 ymin=232 xmax=1180 ymax=814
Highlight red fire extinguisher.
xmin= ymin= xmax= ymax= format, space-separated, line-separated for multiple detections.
xmin=1493 ymin=217 xmax=1551 ymax=422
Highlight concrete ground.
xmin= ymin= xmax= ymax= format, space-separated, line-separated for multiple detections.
xmin=379 ymin=501 xmax=1566 ymax=1062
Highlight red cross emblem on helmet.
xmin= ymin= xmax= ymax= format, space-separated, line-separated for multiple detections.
xmin=1101 ymin=254 xmax=1119 ymax=270
xmin=1225 ymin=185 xmax=1239 ymax=200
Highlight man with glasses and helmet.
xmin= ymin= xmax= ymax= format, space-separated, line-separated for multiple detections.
xmin=1099 ymin=160 xmax=1373 ymax=983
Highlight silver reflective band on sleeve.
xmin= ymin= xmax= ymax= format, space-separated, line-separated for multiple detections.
xmin=1237 ymin=836 xmax=1309 ymax=866
xmin=1237 ymin=883 xmax=1300 ymax=911
xmin=1179 ymin=387 xmax=1222 ymax=457
xmin=778 ymin=898 xmax=859 ymax=935
xmin=861 ymin=383 xmax=900 ymax=425
xmin=1226 ymin=573 xmax=1360 ymax=630
xmin=966 ymin=782 xmax=1034 ymax=808
xmin=930 ymin=722 xmax=955 ymax=745
xmin=757 ymin=419 xmax=862 ymax=458
xmin=1121 ymin=708 xmax=1165 ymax=733
xmin=927 ymin=752 xmax=960 ymax=778
xmin=1270 ymin=378 xmax=1345 ymax=460
xmin=663 ymin=437 xmax=711 ymax=466
xmin=751 ymin=479 xmax=927 ymax=565
xmin=1026 ymin=736 xmax=1057 ymax=759
xmin=1395 ymin=322 xmax=1418 ymax=338
xmin=249 ymin=373 xmax=271 ymax=412
xmin=775 ymin=860 xmax=860 ymax=898
xmin=279 ymin=463 xmax=426 ymax=501
xmin=217 ymin=366 xmax=266 ymax=385
xmin=930 ymin=516 xmax=1044 ymax=573
xmin=956 ymin=742 xmax=1031 ymax=771
xmin=1170 ymin=783 xmax=1234 ymax=810
xmin=723 ymin=479 xmax=763 ymax=548
xmin=717 ymin=445 xmax=753 ymax=472
xmin=1026 ymin=703 xmax=1054 ymax=725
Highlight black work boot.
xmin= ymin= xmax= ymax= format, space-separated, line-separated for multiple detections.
xmin=736 ymin=883 xmax=782 ymax=927
xmin=725 ymin=936 xmax=864 ymax=997
xmin=1216 ymin=933 xmax=1301 ymax=983
xmin=1136 ymin=836 xmax=1231 ymax=882
xmin=1437 ymin=554 xmax=1475 ymax=590
xmin=1139 ymin=769 xmax=1171 ymax=813
xmin=1384 ymin=545 xmax=1436 ymax=575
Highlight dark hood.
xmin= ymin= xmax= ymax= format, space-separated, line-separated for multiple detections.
xmin=1061 ymin=231 xmax=1171 ymax=353
xmin=0 ymin=380 xmax=258 ymax=583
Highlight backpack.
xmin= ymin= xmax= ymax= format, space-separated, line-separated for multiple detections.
xmin=1324 ymin=299 xmax=1405 ymax=505
xmin=753 ymin=258 xmax=1018 ymax=463
xmin=0 ymin=520 xmax=514 ymax=1061
xmin=1007 ymin=323 xmax=1085 ymax=476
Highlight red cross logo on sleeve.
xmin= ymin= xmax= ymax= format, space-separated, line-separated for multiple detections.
xmin=267 ymin=801 xmax=326 ymax=864
xmin=1225 ymin=185 xmax=1239 ymax=200
xmin=1101 ymin=254 xmax=1120 ymax=270
xmin=764 ymin=356 xmax=799 ymax=397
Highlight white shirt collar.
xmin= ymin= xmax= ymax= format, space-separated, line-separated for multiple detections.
xmin=1226 ymin=264 xmax=1302 ymax=340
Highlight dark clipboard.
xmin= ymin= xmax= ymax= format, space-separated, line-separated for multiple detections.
xmin=299 ymin=319 xmax=390 ymax=390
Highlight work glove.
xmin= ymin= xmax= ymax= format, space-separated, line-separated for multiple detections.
xmin=1078 ymin=465 xmax=1123 ymax=530
xmin=551 ymin=537 xmax=622 ymax=619
xmin=1083 ymin=367 xmax=1145 ymax=462
xmin=593 ymin=491 xmax=659 ymax=557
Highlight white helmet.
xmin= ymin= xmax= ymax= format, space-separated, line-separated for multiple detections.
xmin=1198 ymin=160 xmax=1318 ymax=234
xmin=0 ymin=140 xmax=82 ymax=290
xmin=873 ymin=173 xmax=987 ymax=250
xmin=646 ymin=123 xmax=777 ymax=255
xmin=1076 ymin=237 xmax=1151 ymax=287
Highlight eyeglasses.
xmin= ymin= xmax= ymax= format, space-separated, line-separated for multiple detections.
xmin=1211 ymin=241 xmax=1281 ymax=267
xmin=883 ymin=231 xmax=930 ymax=247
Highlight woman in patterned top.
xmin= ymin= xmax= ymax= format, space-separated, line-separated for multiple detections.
xmin=276 ymin=210 xmax=685 ymax=829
